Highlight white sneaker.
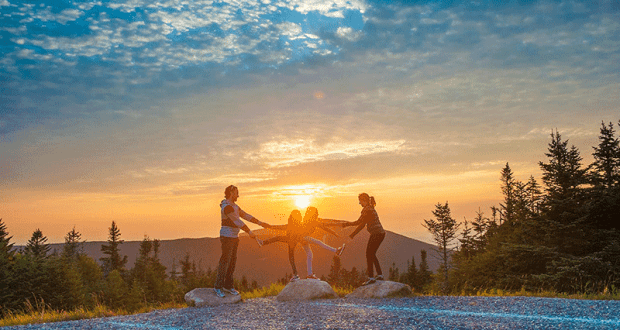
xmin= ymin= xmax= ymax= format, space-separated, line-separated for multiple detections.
xmin=362 ymin=277 xmax=376 ymax=286
xmin=290 ymin=275 xmax=300 ymax=282
xmin=336 ymin=244 xmax=346 ymax=257
xmin=214 ymin=288 xmax=225 ymax=298
xmin=223 ymin=287 xmax=239 ymax=295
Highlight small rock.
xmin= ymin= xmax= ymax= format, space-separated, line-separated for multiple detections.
xmin=277 ymin=279 xmax=338 ymax=301
xmin=185 ymin=288 xmax=242 ymax=307
xmin=346 ymin=281 xmax=412 ymax=299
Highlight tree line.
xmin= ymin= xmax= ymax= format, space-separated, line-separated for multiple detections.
xmin=423 ymin=120 xmax=620 ymax=295
xmin=0 ymin=221 xmax=220 ymax=314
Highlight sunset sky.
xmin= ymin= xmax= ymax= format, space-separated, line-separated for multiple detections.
xmin=2 ymin=0 xmax=619 ymax=246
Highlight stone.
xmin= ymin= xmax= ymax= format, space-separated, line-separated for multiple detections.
xmin=346 ymin=280 xmax=412 ymax=299
xmin=276 ymin=279 xmax=338 ymax=301
xmin=185 ymin=288 xmax=242 ymax=307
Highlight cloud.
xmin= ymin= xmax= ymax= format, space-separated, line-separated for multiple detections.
xmin=247 ymin=138 xmax=407 ymax=168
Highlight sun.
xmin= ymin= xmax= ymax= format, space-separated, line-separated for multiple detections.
xmin=294 ymin=195 xmax=311 ymax=209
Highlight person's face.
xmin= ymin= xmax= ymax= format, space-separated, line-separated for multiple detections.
xmin=359 ymin=198 xmax=368 ymax=207
xmin=231 ymin=188 xmax=239 ymax=202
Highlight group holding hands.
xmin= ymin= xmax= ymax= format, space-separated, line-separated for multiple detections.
xmin=214 ymin=185 xmax=386 ymax=298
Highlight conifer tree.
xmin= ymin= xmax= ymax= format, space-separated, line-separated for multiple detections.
xmin=500 ymin=163 xmax=518 ymax=223
xmin=24 ymin=228 xmax=51 ymax=259
xmin=418 ymin=249 xmax=432 ymax=290
xmin=62 ymin=227 xmax=83 ymax=261
xmin=592 ymin=121 xmax=620 ymax=188
xmin=100 ymin=221 xmax=128 ymax=275
xmin=423 ymin=202 xmax=460 ymax=294
xmin=0 ymin=219 xmax=16 ymax=309
xmin=328 ymin=255 xmax=342 ymax=285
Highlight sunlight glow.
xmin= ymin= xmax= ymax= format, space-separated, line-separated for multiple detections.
xmin=294 ymin=195 xmax=311 ymax=209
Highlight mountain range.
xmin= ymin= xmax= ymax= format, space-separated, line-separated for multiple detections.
xmin=45 ymin=227 xmax=438 ymax=287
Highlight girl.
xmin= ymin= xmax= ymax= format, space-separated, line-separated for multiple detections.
xmin=342 ymin=193 xmax=385 ymax=286
xmin=262 ymin=207 xmax=345 ymax=282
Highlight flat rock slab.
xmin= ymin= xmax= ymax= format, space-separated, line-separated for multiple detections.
xmin=277 ymin=279 xmax=338 ymax=301
xmin=185 ymin=288 xmax=242 ymax=307
xmin=346 ymin=280 xmax=412 ymax=299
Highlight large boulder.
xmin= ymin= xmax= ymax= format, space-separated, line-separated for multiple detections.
xmin=185 ymin=288 xmax=242 ymax=307
xmin=277 ymin=279 xmax=338 ymax=301
xmin=346 ymin=280 xmax=412 ymax=299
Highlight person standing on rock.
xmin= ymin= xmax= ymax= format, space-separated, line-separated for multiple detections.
xmin=214 ymin=185 xmax=271 ymax=298
xmin=262 ymin=206 xmax=345 ymax=282
xmin=341 ymin=193 xmax=386 ymax=286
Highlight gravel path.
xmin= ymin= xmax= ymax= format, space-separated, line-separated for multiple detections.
xmin=5 ymin=296 xmax=620 ymax=330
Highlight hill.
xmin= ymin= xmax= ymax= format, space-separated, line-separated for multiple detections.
xmin=45 ymin=228 xmax=438 ymax=287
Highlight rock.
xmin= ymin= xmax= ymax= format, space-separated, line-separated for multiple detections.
xmin=277 ymin=279 xmax=338 ymax=301
xmin=346 ymin=280 xmax=412 ymax=299
xmin=185 ymin=288 xmax=242 ymax=307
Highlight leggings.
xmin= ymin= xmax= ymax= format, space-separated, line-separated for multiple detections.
xmin=366 ymin=232 xmax=385 ymax=278
xmin=263 ymin=235 xmax=337 ymax=276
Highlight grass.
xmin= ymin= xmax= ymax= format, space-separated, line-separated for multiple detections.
xmin=0 ymin=302 xmax=187 ymax=327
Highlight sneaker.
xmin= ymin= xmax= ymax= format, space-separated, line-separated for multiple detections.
xmin=223 ymin=287 xmax=239 ymax=295
xmin=290 ymin=275 xmax=300 ymax=282
xmin=375 ymin=274 xmax=384 ymax=281
xmin=306 ymin=274 xmax=320 ymax=280
xmin=213 ymin=288 xmax=225 ymax=298
xmin=362 ymin=277 xmax=376 ymax=286
xmin=336 ymin=244 xmax=346 ymax=257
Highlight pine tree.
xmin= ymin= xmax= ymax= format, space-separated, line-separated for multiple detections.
xmin=100 ymin=221 xmax=128 ymax=276
xmin=388 ymin=262 xmax=399 ymax=282
xmin=418 ymin=249 xmax=432 ymax=290
xmin=500 ymin=163 xmax=517 ymax=223
xmin=592 ymin=121 xmax=620 ymax=188
xmin=24 ymin=229 xmax=51 ymax=259
xmin=327 ymin=255 xmax=342 ymax=284
xmin=62 ymin=227 xmax=83 ymax=261
xmin=423 ymin=202 xmax=460 ymax=294
xmin=539 ymin=130 xmax=588 ymax=219
xmin=0 ymin=219 xmax=16 ymax=309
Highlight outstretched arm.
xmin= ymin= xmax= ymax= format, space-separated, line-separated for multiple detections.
xmin=317 ymin=223 xmax=339 ymax=238
xmin=268 ymin=224 xmax=288 ymax=231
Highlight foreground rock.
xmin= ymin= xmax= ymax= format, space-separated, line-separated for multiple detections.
xmin=346 ymin=280 xmax=411 ymax=299
xmin=185 ymin=288 xmax=242 ymax=307
xmin=277 ymin=279 xmax=338 ymax=301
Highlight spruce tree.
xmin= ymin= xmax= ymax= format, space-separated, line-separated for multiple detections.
xmin=100 ymin=221 xmax=128 ymax=276
xmin=592 ymin=121 xmax=620 ymax=188
xmin=62 ymin=227 xmax=83 ymax=261
xmin=423 ymin=202 xmax=460 ymax=294
xmin=0 ymin=219 xmax=16 ymax=309
xmin=24 ymin=229 xmax=51 ymax=259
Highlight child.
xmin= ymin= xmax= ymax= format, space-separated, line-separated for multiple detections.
xmin=262 ymin=207 xmax=345 ymax=282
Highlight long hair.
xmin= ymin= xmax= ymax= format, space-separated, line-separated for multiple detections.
xmin=358 ymin=193 xmax=376 ymax=207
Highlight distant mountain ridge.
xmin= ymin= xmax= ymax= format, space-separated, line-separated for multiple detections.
xmin=43 ymin=228 xmax=438 ymax=286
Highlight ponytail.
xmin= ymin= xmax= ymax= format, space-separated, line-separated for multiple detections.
xmin=358 ymin=193 xmax=376 ymax=207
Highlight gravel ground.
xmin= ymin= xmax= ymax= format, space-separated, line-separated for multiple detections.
xmin=5 ymin=296 xmax=620 ymax=330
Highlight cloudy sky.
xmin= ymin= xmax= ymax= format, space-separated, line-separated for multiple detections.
xmin=2 ymin=0 xmax=619 ymax=245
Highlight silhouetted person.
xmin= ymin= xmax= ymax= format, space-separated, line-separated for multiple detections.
xmin=262 ymin=207 xmax=345 ymax=281
xmin=214 ymin=185 xmax=270 ymax=297
xmin=341 ymin=193 xmax=385 ymax=286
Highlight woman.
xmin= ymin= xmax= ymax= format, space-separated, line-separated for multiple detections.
xmin=262 ymin=207 xmax=345 ymax=282
xmin=342 ymin=193 xmax=386 ymax=286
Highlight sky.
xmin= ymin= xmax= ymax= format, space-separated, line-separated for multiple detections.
xmin=1 ymin=0 xmax=619 ymax=246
